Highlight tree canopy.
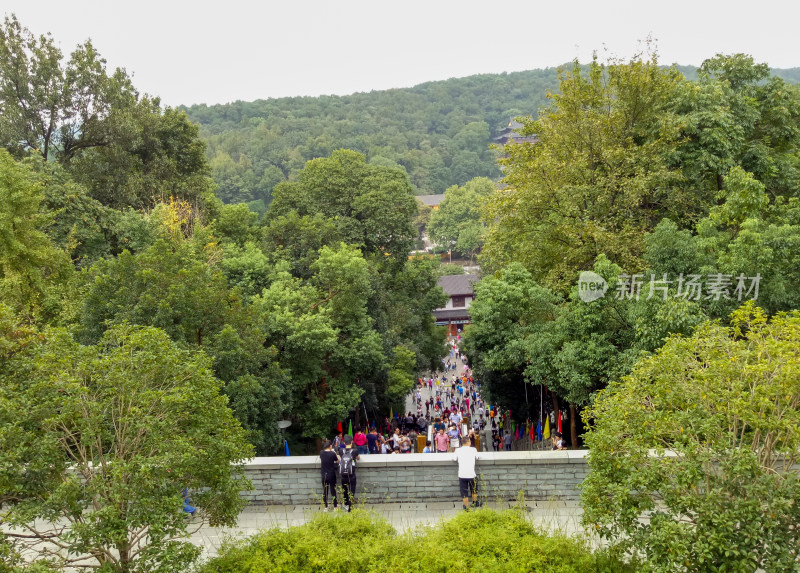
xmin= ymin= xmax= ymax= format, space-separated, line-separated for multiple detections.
xmin=582 ymin=303 xmax=800 ymax=571
xmin=0 ymin=321 xmax=253 ymax=572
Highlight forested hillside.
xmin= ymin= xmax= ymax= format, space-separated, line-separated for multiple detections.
xmin=183 ymin=64 xmax=800 ymax=210
xmin=181 ymin=69 xmax=558 ymax=209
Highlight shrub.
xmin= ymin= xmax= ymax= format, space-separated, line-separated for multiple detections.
xmin=198 ymin=508 xmax=636 ymax=573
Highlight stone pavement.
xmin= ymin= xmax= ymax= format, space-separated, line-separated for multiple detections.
xmin=188 ymin=498 xmax=586 ymax=560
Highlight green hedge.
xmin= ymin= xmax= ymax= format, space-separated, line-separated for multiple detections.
xmin=198 ymin=508 xmax=637 ymax=573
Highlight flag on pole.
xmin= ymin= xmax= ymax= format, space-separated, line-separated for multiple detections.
xmin=530 ymin=422 xmax=535 ymax=442
xmin=337 ymin=421 xmax=343 ymax=434
xmin=390 ymin=407 xmax=393 ymax=420
xmin=348 ymin=420 xmax=353 ymax=436
xmin=557 ymin=411 xmax=563 ymax=434
xmin=284 ymin=440 xmax=290 ymax=456
xmin=544 ymin=416 xmax=550 ymax=440
xmin=536 ymin=420 xmax=542 ymax=441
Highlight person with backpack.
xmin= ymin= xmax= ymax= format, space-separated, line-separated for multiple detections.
xmin=340 ymin=435 xmax=360 ymax=512
xmin=319 ymin=439 xmax=339 ymax=511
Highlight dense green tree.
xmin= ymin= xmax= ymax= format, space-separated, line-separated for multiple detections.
xmin=0 ymin=322 xmax=252 ymax=572
xmin=0 ymin=150 xmax=74 ymax=323
xmin=0 ymin=14 xmax=135 ymax=160
xmin=428 ymin=177 xmax=495 ymax=260
xmin=464 ymin=256 xmax=709 ymax=447
xmin=182 ymin=70 xmax=563 ymax=202
xmin=673 ymin=54 xmax=800 ymax=200
xmin=482 ymin=54 xmax=686 ymax=290
xmin=252 ymin=244 xmax=385 ymax=437
xmin=0 ymin=15 xmax=214 ymax=210
xmin=269 ymin=150 xmax=418 ymax=262
xmin=78 ymin=202 xmax=286 ymax=453
xmin=67 ymin=102 xmax=214 ymax=209
xmin=583 ymin=303 xmax=800 ymax=571
xmin=260 ymin=211 xmax=342 ymax=281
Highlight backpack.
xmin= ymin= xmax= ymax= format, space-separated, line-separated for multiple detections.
xmin=339 ymin=448 xmax=355 ymax=476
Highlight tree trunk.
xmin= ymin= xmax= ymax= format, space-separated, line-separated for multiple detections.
xmin=551 ymin=391 xmax=560 ymax=421
xmin=570 ymin=403 xmax=578 ymax=449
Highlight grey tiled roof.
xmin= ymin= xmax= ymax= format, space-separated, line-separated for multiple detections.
xmin=437 ymin=274 xmax=479 ymax=296
xmin=433 ymin=308 xmax=472 ymax=320
xmin=417 ymin=194 xmax=445 ymax=206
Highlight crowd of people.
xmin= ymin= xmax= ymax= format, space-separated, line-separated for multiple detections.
xmin=318 ymin=337 xmax=567 ymax=511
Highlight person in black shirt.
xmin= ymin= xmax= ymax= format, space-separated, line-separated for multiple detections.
xmin=340 ymin=434 xmax=360 ymax=512
xmin=319 ymin=439 xmax=339 ymax=510
xmin=366 ymin=426 xmax=380 ymax=454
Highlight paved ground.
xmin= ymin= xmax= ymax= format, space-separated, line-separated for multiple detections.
xmin=188 ymin=498 xmax=586 ymax=560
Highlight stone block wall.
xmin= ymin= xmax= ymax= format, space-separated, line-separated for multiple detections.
xmin=242 ymin=450 xmax=588 ymax=506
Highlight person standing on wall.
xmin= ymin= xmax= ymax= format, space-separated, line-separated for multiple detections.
xmin=340 ymin=434 xmax=360 ymax=512
xmin=320 ymin=439 xmax=339 ymax=511
xmin=453 ymin=436 xmax=481 ymax=510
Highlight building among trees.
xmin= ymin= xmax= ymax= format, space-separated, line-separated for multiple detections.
xmin=433 ymin=274 xmax=480 ymax=336
xmin=493 ymin=119 xmax=539 ymax=146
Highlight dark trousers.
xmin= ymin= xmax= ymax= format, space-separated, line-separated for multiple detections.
xmin=322 ymin=474 xmax=337 ymax=508
xmin=342 ymin=474 xmax=356 ymax=510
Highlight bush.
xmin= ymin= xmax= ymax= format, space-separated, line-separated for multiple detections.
xmin=582 ymin=303 xmax=800 ymax=571
xmin=198 ymin=508 xmax=636 ymax=573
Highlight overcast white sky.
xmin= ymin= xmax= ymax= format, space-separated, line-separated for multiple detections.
xmin=6 ymin=0 xmax=800 ymax=107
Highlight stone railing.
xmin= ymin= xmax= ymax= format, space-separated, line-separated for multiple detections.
xmin=242 ymin=450 xmax=588 ymax=506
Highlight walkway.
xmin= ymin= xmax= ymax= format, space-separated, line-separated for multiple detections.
xmin=191 ymin=344 xmax=585 ymax=560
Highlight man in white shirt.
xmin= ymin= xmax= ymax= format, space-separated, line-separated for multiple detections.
xmin=453 ymin=437 xmax=480 ymax=510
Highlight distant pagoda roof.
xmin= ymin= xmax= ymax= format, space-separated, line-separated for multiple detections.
xmin=494 ymin=118 xmax=538 ymax=145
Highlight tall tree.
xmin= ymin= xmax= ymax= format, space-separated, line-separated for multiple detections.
xmin=428 ymin=177 xmax=495 ymax=260
xmin=268 ymin=149 xmax=418 ymax=262
xmin=0 ymin=322 xmax=252 ymax=572
xmin=583 ymin=304 xmax=800 ymax=571
xmin=0 ymin=14 xmax=136 ymax=160
xmin=482 ymin=54 xmax=686 ymax=290
xmin=0 ymin=15 xmax=214 ymax=210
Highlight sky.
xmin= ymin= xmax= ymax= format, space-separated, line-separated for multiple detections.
xmin=6 ymin=0 xmax=800 ymax=107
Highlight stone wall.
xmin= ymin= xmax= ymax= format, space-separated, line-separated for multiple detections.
xmin=242 ymin=450 xmax=588 ymax=506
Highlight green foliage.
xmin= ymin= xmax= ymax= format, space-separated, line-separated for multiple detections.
xmin=0 ymin=150 xmax=54 ymax=277
xmin=582 ymin=303 xmax=800 ymax=571
xmin=198 ymin=508 xmax=637 ymax=573
xmin=436 ymin=262 xmax=465 ymax=276
xmin=269 ymin=150 xmax=418 ymax=262
xmin=182 ymin=71 xmax=565 ymax=202
xmin=0 ymin=14 xmax=134 ymax=160
xmin=0 ymin=323 xmax=253 ymax=572
xmin=428 ymin=177 xmax=495 ymax=259
xmin=0 ymin=15 xmax=213 ymax=210
xmin=483 ymin=54 xmax=686 ymax=289
xmin=77 ymin=204 xmax=287 ymax=454
xmin=251 ymin=243 xmax=386 ymax=438
xmin=0 ymin=150 xmax=74 ymax=323
xmin=67 ymin=102 xmax=214 ymax=209
xmin=386 ymin=344 xmax=417 ymax=404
